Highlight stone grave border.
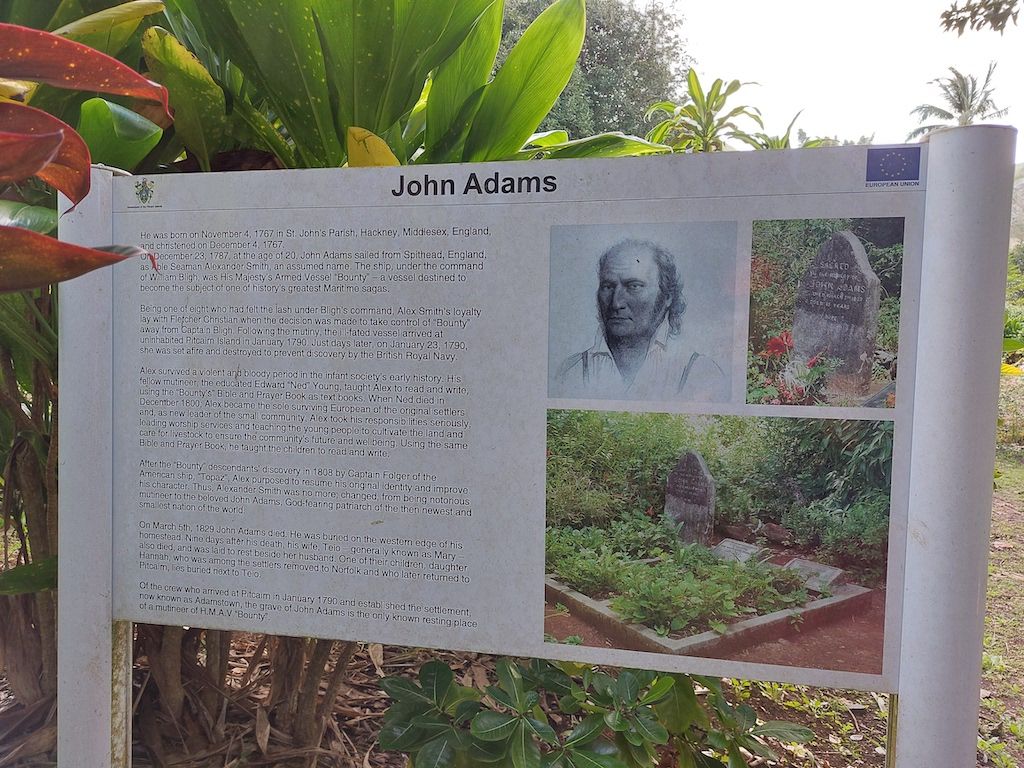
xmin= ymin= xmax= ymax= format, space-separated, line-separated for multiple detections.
xmin=544 ymin=575 xmax=873 ymax=659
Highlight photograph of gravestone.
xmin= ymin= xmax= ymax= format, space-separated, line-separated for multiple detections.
xmin=747 ymin=217 xmax=904 ymax=407
xmin=543 ymin=409 xmax=892 ymax=674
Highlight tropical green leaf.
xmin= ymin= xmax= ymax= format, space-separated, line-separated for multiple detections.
xmin=631 ymin=715 xmax=667 ymax=745
xmin=416 ymin=732 xmax=458 ymax=768
xmin=425 ymin=0 xmax=502 ymax=157
xmin=614 ymin=671 xmax=639 ymax=704
xmin=562 ymin=714 xmax=605 ymax=749
xmin=76 ymin=97 xmax=161 ymax=169
xmin=142 ymin=25 xmax=226 ymax=172
xmin=380 ymin=676 xmax=431 ymax=704
xmin=380 ymin=719 xmax=431 ymax=751
xmin=0 ymin=557 xmax=57 ymax=595
xmin=469 ymin=735 xmax=510 ymax=763
xmin=463 ymin=0 xmax=585 ymax=161
xmin=509 ymin=721 xmax=541 ymax=768
xmin=0 ymin=201 xmax=57 ymax=235
xmin=524 ymin=716 xmax=558 ymax=746
xmin=495 ymin=658 xmax=528 ymax=712
xmin=419 ymin=661 xmax=455 ymax=706
xmin=565 ymin=749 xmax=628 ymax=768
xmin=654 ymin=675 xmax=705 ymax=735
xmin=471 ymin=711 xmax=520 ymax=742
xmin=192 ymin=1 xmax=340 ymax=166
xmin=51 ymin=1 xmax=165 ymax=56
xmin=638 ymin=676 xmax=674 ymax=706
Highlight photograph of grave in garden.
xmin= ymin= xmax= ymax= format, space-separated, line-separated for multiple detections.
xmin=543 ymin=409 xmax=892 ymax=673
xmin=747 ymin=217 xmax=904 ymax=407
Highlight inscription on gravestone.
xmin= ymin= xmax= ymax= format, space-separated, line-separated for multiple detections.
xmin=792 ymin=231 xmax=881 ymax=395
xmin=664 ymin=451 xmax=715 ymax=545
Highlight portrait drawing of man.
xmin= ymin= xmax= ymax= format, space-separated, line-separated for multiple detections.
xmin=552 ymin=238 xmax=726 ymax=402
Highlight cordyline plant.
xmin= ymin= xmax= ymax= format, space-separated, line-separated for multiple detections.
xmin=0 ymin=22 xmax=170 ymax=291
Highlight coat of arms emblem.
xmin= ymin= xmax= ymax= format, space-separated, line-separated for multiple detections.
xmin=135 ymin=178 xmax=155 ymax=204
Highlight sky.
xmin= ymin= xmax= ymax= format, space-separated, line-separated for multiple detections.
xmin=658 ymin=0 xmax=1023 ymax=161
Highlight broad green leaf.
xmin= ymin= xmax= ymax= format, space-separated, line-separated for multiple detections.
xmin=311 ymin=0 xmax=491 ymax=160
xmin=603 ymin=711 xmax=627 ymax=732
xmin=469 ymin=736 xmax=509 ymax=763
xmin=416 ymin=732 xmax=458 ymax=768
xmin=733 ymin=704 xmax=757 ymax=732
xmin=565 ymin=749 xmax=628 ymax=768
xmin=142 ymin=26 xmax=225 ymax=172
xmin=3 ymin=0 xmax=62 ymax=29
xmin=463 ymin=0 xmax=585 ymax=161
xmin=523 ymin=130 xmax=570 ymax=148
xmin=524 ymin=716 xmax=558 ymax=746
xmin=0 ymin=201 xmax=57 ymax=235
xmin=191 ymin=1 xmax=340 ymax=166
xmin=348 ymin=126 xmax=400 ymax=167
xmin=1003 ymin=338 xmax=1024 ymax=352
xmin=509 ymin=721 xmax=541 ymax=768
xmin=52 ymin=1 xmax=165 ymax=57
xmin=638 ymin=676 xmax=674 ymax=706
xmin=496 ymin=659 xmax=527 ymax=712
xmin=654 ymin=675 xmax=705 ymax=735
xmin=76 ymin=97 xmax=161 ymax=170
xmin=419 ymin=661 xmax=455 ymax=706
xmin=631 ymin=715 xmax=668 ymax=745
xmin=751 ymin=721 xmax=815 ymax=743
xmin=380 ymin=719 xmax=430 ymax=751
xmin=425 ymin=0 xmax=501 ymax=156
xmin=735 ymin=734 xmax=779 ymax=761
xmin=562 ymin=714 xmax=604 ymax=749
xmin=471 ymin=711 xmax=519 ymax=741
xmin=538 ymin=133 xmax=670 ymax=159
xmin=380 ymin=676 xmax=432 ymax=704
xmin=614 ymin=671 xmax=639 ymax=704
xmin=0 ymin=557 xmax=57 ymax=595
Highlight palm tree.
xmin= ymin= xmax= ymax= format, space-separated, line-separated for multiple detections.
xmin=907 ymin=62 xmax=1009 ymax=140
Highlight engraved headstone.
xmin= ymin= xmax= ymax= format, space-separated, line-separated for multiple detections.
xmin=711 ymin=538 xmax=766 ymax=563
xmin=783 ymin=558 xmax=845 ymax=593
xmin=792 ymin=231 xmax=881 ymax=394
xmin=664 ymin=451 xmax=715 ymax=545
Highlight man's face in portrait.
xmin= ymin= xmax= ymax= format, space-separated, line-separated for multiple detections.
xmin=598 ymin=244 xmax=667 ymax=344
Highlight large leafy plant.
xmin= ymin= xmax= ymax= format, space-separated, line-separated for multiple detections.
xmin=380 ymin=658 xmax=813 ymax=768
xmin=145 ymin=0 xmax=668 ymax=170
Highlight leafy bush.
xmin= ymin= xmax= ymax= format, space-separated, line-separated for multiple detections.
xmin=380 ymin=658 xmax=814 ymax=768
xmin=783 ymin=488 xmax=890 ymax=572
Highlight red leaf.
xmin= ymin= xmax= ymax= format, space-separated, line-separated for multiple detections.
xmin=0 ymin=102 xmax=89 ymax=203
xmin=0 ymin=127 xmax=63 ymax=183
xmin=0 ymin=23 xmax=171 ymax=122
xmin=0 ymin=225 xmax=141 ymax=291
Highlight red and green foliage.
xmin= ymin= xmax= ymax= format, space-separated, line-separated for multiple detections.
xmin=0 ymin=22 xmax=170 ymax=292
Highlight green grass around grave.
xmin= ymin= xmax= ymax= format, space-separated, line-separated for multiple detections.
xmin=546 ymin=515 xmax=808 ymax=636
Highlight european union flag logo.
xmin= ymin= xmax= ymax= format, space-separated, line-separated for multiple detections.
xmin=866 ymin=146 xmax=921 ymax=183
